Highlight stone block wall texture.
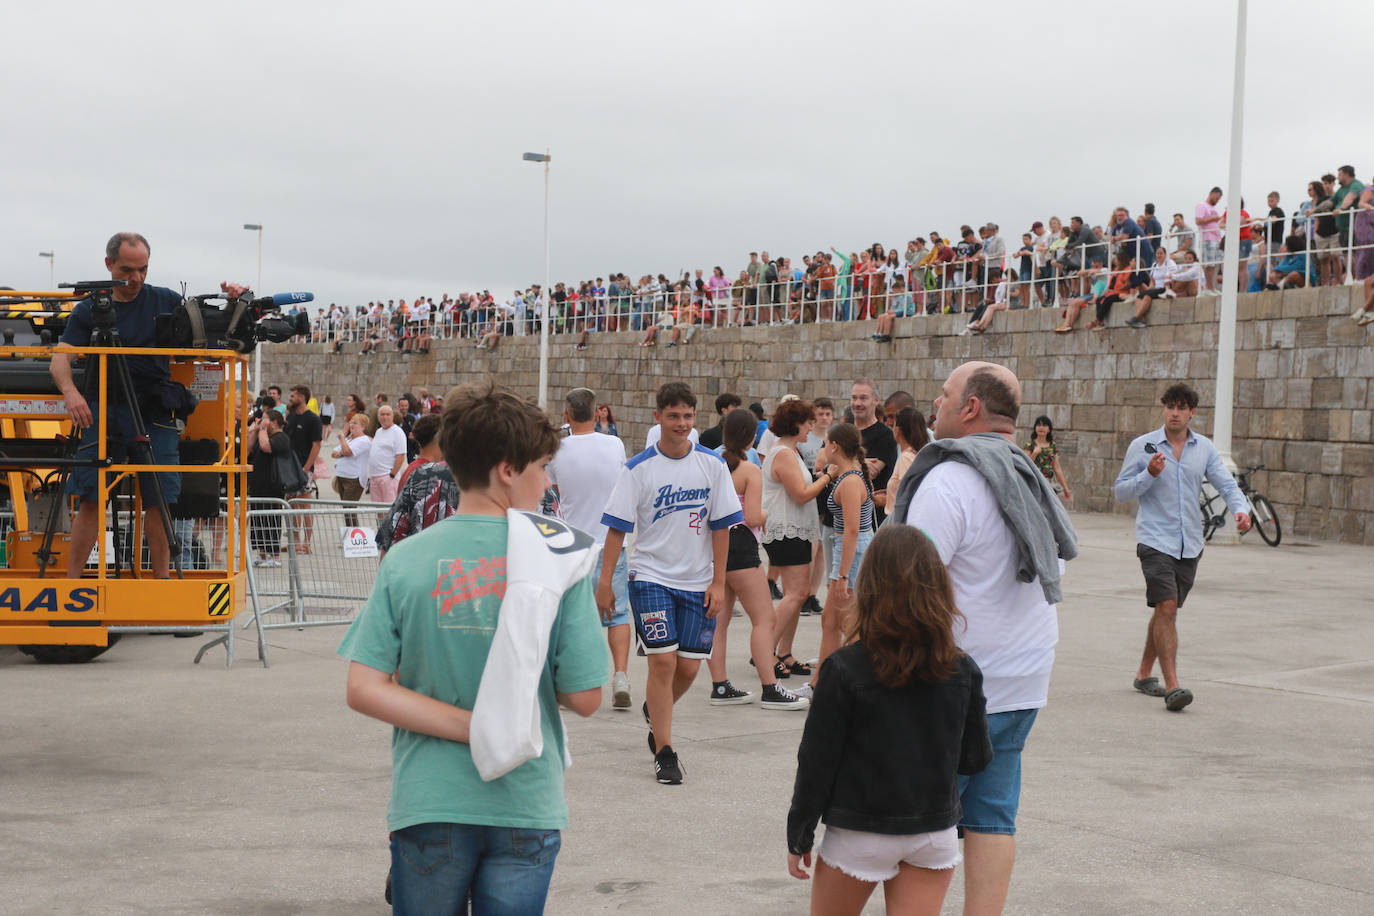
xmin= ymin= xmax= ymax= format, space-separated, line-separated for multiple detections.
xmin=263 ymin=285 xmax=1374 ymax=546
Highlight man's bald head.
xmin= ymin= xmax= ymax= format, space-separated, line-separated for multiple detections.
xmin=934 ymin=361 xmax=1021 ymax=440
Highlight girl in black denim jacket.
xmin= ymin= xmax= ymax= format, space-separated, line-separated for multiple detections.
xmin=787 ymin=524 xmax=992 ymax=916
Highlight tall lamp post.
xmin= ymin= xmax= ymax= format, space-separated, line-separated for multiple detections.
xmin=243 ymin=223 xmax=263 ymax=390
xmin=522 ymin=150 xmax=551 ymax=412
xmin=38 ymin=251 xmax=54 ymax=288
xmin=1212 ymin=0 xmax=1247 ymax=544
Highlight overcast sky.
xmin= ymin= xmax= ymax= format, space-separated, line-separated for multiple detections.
xmin=5 ymin=0 xmax=1372 ymax=310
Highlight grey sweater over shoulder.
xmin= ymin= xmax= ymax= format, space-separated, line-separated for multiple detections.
xmin=891 ymin=432 xmax=1078 ymax=604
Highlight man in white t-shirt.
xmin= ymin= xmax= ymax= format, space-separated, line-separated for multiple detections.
xmin=367 ymin=405 xmax=408 ymax=504
xmin=598 ymin=382 xmax=743 ymax=786
xmin=904 ymin=361 xmax=1074 ymax=916
xmin=548 ymin=387 xmax=632 ymax=709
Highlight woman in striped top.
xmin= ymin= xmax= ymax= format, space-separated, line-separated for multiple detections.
xmin=796 ymin=422 xmax=875 ymax=701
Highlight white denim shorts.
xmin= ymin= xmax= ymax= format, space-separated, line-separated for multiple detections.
xmin=817 ymin=825 xmax=961 ymax=882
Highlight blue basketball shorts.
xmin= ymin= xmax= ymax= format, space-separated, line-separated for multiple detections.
xmin=627 ymin=578 xmax=714 ymax=659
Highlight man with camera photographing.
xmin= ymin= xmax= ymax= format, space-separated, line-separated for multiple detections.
xmin=50 ymin=231 xmax=247 ymax=579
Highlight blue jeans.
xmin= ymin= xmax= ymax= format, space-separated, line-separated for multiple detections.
xmin=592 ymin=547 xmax=630 ymax=627
xmin=390 ymin=822 xmax=561 ymax=915
xmin=957 ymin=708 xmax=1039 ymax=835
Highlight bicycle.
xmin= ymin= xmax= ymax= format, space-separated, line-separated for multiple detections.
xmin=1201 ymin=464 xmax=1281 ymax=546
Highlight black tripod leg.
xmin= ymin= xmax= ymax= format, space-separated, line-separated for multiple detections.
xmin=108 ymin=352 xmax=183 ymax=579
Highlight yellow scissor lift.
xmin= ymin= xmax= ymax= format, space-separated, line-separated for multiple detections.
xmin=0 ymin=292 xmax=257 ymax=665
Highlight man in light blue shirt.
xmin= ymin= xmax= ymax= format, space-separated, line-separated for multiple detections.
xmin=1113 ymin=382 xmax=1250 ymax=713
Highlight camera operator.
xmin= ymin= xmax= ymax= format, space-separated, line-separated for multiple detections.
xmin=49 ymin=231 xmax=247 ymax=579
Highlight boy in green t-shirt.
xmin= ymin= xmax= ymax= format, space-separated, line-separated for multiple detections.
xmin=340 ymin=381 xmax=608 ymax=913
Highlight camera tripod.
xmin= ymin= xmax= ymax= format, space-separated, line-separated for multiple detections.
xmin=35 ymin=282 xmax=183 ymax=580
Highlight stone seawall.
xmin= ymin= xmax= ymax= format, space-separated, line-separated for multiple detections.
xmin=263 ymin=285 xmax=1374 ymax=546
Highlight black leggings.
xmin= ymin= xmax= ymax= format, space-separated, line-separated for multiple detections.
xmin=1095 ymin=293 xmax=1125 ymax=322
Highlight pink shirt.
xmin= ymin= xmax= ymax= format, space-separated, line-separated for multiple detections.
xmin=1195 ymin=202 xmax=1222 ymax=242
xmin=707 ymin=274 xmax=731 ymax=301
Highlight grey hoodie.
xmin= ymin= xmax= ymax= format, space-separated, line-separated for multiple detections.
xmin=891 ymin=433 xmax=1078 ymax=604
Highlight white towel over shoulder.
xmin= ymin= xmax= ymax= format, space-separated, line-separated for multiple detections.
xmin=470 ymin=509 xmax=598 ymax=782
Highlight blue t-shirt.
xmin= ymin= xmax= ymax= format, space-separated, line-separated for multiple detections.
xmin=1112 ymin=219 xmax=1155 ymax=268
xmin=712 ymin=444 xmax=761 ymax=467
xmin=59 ymin=284 xmax=181 ymax=396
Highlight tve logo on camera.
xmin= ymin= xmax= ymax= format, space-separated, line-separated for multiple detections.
xmin=340 ymin=527 xmax=379 ymax=559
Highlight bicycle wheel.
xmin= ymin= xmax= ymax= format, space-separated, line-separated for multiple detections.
xmin=1250 ymin=495 xmax=1281 ymax=547
xmin=1200 ymin=499 xmax=1218 ymax=542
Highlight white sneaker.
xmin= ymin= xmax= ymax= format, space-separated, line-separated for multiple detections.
xmin=1352 ymin=307 xmax=1371 ymax=322
xmin=1359 ymin=310 xmax=1374 ymax=326
xmin=612 ymin=672 xmax=632 ymax=709
xmin=1162 ymin=289 xmax=1177 ymax=299
xmin=262 ymin=557 xmax=282 ymax=568
xmin=792 ymin=683 xmax=814 ymax=700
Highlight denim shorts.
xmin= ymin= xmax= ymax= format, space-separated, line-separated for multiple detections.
xmin=628 ymin=578 xmax=715 ymax=659
xmin=390 ymin=822 xmax=560 ymax=915
xmin=829 ymin=528 xmax=873 ymax=582
xmin=957 ymin=708 xmax=1039 ymax=835
xmin=67 ymin=404 xmax=181 ymax=507
xmin=593 ymin=547 xmax=630 ymax=628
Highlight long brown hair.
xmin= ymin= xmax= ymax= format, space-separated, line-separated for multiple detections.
xmin=721 ymin=409 xmax=757 ymax=472
xmin=847 ymin=525 xmax=964 ymax=687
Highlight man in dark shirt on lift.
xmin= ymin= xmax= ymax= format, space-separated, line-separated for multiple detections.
xmin=51 ymin=231 xmax=246 ymax=578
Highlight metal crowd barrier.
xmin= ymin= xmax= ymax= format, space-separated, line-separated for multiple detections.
xmin=241 ymin=499 xmax=391 ymax=665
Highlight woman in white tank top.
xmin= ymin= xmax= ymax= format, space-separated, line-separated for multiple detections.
xmin=761 ymin=399 xmax=836 ymax=678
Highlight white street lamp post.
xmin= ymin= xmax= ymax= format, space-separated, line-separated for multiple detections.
xmin=243 ymin=223 xmax=263 ymax=390
xmin=1213 ymin=0 xmax=1247 ymax=544
xmin=523 ymin=151 xmax=552 ymax=412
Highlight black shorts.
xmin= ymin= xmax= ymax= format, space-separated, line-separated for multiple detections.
xmin=763 ymin=535 xmax=812 ymax=568
xmin=726 ymin=525 xmax=761 ymax=572
xmin=1137 ymin=544 xmax=1200 ymax=608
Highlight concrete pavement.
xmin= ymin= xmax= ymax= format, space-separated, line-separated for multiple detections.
xmin=1 ymin=512 xmax=1371 ymax=915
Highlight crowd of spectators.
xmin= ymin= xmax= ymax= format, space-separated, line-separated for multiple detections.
xmin=296 ymin=167 xmax=1374 ymax=348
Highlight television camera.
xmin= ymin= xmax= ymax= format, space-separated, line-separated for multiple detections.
xmin=155 ymin=289 xmax=312 ymax=353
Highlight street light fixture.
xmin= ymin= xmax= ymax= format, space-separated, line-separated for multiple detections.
xmin=243 ymin=223 xmax=263 ymax=389
xmin=522 ymin=151 xmax=552 ymax=412
xmin=38 ymin=251 xmax=54 ymax=288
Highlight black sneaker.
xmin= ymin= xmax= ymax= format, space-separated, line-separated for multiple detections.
xmin=801 ymin=595 xmax=822 ymax=616
xmin=654 ymin=746 xmax=684 ymax=785
xmin=761 ymin=683 xmax=811 ymax=711
xmin=1125 ymin=317 xmax=1147 ymax=329
xmin=643 ymin=701 xmax=655 ymax=754
xmin=709 ymin=681 xmax=754 ymax=706
xmin=768 ymin=580 xmax=784 ymax=601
